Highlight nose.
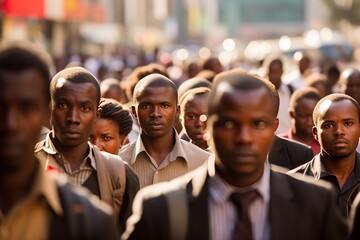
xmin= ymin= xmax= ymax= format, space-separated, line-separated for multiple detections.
xmin=150 ymin=106 xmax=161 ymax=118
xmin=334 ymin=124 xmax=345 ymax=136
xmin=234 ymin=125 xmax=252 ymax=144
xmin=66 ymin=107 xmax=80 ymax=125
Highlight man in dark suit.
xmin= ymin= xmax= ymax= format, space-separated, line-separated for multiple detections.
xmin=122 ymin=70 xmax=347 ymax=240
xmin=269 ymin=135 xmax=314 ymax=169
xmin=289 ymin=93 xmax=360 ymax=218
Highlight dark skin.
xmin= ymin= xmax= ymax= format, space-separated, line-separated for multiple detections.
xmin=209 ymin=85 xmax=278 ymax=188
xmin=51 ymin=81 xmax=99 ymax=171
xmin=133 ymin=85 xmax=180 ymax=166
xmin=313 ymin=100 xmax=360 ymax=188
xmin=0 ymin=70 xmax=48 ymax=215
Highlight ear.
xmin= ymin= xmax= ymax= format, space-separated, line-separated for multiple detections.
xmin=175 ymin=104 xmax=181 ymax=119
xmin=274 ymin=117 xmax=279 ymax=132
xmin=119 ymin=135 xmax=129 ymax=148
xmin=289 ymin=108 xmax=295 ymax=119
xmin=95 ymin=108 xmax=100 ymax=120
xmin=131 ymin=105 xmax=137 ymax=119
xmin=312 ymin=126 xmax=318 ymax=140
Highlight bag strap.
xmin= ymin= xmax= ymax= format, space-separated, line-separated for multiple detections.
xmin=165 ymin=188 xmax=188 ymax=240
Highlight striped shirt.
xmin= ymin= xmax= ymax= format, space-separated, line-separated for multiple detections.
xmin=209 ymin=161 xmax=271 ymax=240
xmin=119 ymin=129 xmax=210 ymax=188
xmin=36 ymin=132 xmax=96 ymax=187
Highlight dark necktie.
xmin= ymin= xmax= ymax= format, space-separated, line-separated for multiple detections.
xmin=229 ymin=190 xmax=259 ymax=240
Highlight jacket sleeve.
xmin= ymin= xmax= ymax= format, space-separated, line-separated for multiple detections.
xmin=119 ymin=164 xmax=140 ymax=234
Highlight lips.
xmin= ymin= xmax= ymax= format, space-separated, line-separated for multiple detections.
xmin=148 ymin=122 xmax=164 ymax=129
xmin=332 ymin=138 xmax=350 ymax=147
xmin=63 ymin=130 xmax=81 ymax=138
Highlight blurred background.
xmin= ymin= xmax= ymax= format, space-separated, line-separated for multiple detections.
xmin=1 ymin=0 xmax=359 ymax=78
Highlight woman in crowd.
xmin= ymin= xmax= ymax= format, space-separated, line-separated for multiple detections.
xmin=90 ymin=98 xmax=133 ymax=154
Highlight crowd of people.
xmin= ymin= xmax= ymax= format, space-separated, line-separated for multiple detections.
xmin=1 ymin=39 xmax=360 ymax=240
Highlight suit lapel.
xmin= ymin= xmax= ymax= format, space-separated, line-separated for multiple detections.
xmin=185 ymin=159 xmax=213 ymax=239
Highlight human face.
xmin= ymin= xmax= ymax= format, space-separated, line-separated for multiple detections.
xmin=0 ymin=70 xmax=48 ymax=171
xmin=209 ymin=86 xmax=278 ymax=187
xmin=133 ymin=86 xmax=179 ymax=139
xmin=51 ymin=81 xmax=99 ymax=148
xmin=268 ymin=62 xmax=283 ymax=90
xmin=90 ymin=118 xmax=127 ymax=154
xmin=313 ymin=99 xmax=360 ymax=159
xmin=182 ymin=94 xmax=208 ymax=149
xmin=345 ymin=74 xmax=360 ymax=104
xmin=292 ymin=98 xmax=318 ymax=137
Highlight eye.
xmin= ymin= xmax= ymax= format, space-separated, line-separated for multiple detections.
xmin=345 ymin=121 xmax=353 ymax=127
xmin=186 ymin=114 xmax=197 ymax=120
xmin=224 ymin=121 xmax=234 ymax=129
xmin=102 ymin=136 xmax=112 ymax=141
xmin=253 ymin=121 xmax=266 ymax=129
xmin=80 ymin=106 xmax=91 ymax=112
xmin=161 ymin=103 xmax=170 ymax=108
xmin=58 ymin=103 xmax=67 ymax=109
xmin=323 ymin=123 xmax=333 ymax=129
xmin=140 ymin=103 xmax=150 ymax=109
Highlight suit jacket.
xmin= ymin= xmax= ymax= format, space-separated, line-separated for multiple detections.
xmin=123 ymin=158 xmax=348 ymax=240
xmin=269 ymin=135 xmax=314 ymax=170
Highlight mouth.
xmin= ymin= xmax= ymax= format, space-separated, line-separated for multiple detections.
xmin=149 ymin=122 xmax=163 ymax=129
xmin=63 ymin=130 xmax=81 ymax=138
xmin=332 ymin=138 xmax=349 ymax=147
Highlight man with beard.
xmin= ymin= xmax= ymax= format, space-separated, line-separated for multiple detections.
xmin=289 ymin=93 xmax=360 ymax=218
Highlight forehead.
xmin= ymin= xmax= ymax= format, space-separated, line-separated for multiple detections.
xmin=136 ymin=86 xmax=177 ymax=103
xmin=0 ymin=70 xmax=45 ymax=102
xmin=318 ymin=99 xmax=359 ymax=121
xmin=213 ymin=86 xmax=275 ymax=115
xmin=53 ymin=81 xmax=97 ymax=101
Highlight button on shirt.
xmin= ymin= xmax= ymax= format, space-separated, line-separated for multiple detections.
xmin=0 ymin=165 xmax=62 ymax=240
xmin=35 ymin=132 xmax=97 ymax=187
xmin=209 ymin=162 xmax=271 ymax=240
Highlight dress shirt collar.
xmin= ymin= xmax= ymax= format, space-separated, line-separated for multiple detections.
xmin=131 ymin=128 xmax=188 ymax=165
xmin=37 ymin=131 xmax=97 ymax=170
xmin=210 ymin=160 xmax=271 ymax=204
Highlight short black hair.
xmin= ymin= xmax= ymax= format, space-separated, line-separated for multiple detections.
xmin=133 ymin=73 xmax=178 ymax=104
xmin=126 ymin=63 xmax=169 ymax=101
xmin=289 ymin=87 xmax=321 ymax=111
xmin=339 ymin=68 xmax=360 ymax=93
xmin=313 ymin=93 xmax=360 ymax=125
xmin=50 ymin=67 xmax=101 ymax=106
xmin=179 ymin=87 xmax=211 ymax=113
xmin=177 ymin=77 xmax=213 ymax=99
xmin=0 ymin=41 xmax=53 ymax=103
xmin=209 ymin=69 xmax=279 ymax=117
xmin=98 ymin=98 xmax=133 ymax=136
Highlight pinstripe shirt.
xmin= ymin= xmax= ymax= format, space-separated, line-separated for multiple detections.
xmin=36 ymin=133 xmax=97 ymax=187
xmin=119 ymin=129 xmax=210 ymax=188
xmin=209 ymin=161 xmax=271 ymax=240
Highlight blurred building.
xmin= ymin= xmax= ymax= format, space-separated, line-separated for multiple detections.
xmin=0 ymin=0 xmax=329 ymax=61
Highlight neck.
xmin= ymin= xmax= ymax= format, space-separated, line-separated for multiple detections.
xmin=0 ymin=157 xmax=38 ymax=215
xmin=217 ymin=164 xmax=264 ymax=188
xmin=52 ymin=136 xmax=89 ymax=171
xmin=141 ymin=131 xmax=175 ymax=166
xmin=321 ymin=151 xmax=356 ymax=188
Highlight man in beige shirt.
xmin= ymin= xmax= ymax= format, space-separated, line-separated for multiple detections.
xmin=119 ymin=74 xmax=211 ymax=188
xmin=0 ymin=41 xmax=118 ymax=239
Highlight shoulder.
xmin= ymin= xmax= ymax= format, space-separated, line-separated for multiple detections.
xmin=179 ymin=139 xmax=211 ymax=158
xmin=118 ymin=141 xmax=137 ymax=161
xmin=56 ymin=181 xmax=119 ymax=239
xmin=287 ymin=158 xmax=314 ymax=175
xmin=272 ymin=165 xmax=332 ymax=195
